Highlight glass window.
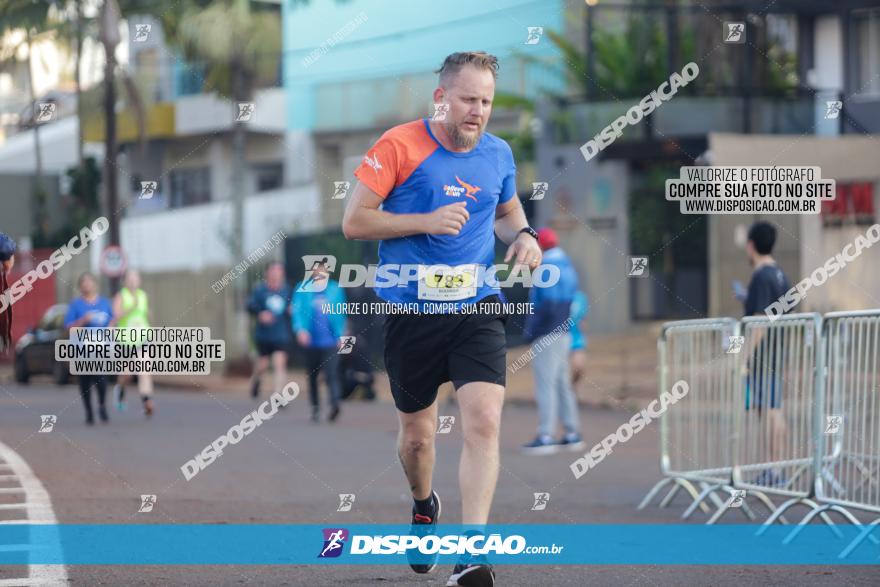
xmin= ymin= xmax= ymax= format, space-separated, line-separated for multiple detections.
xmin=855 ymin=9 xmax=880 ymax=97
xmin=169 ymin=167 xmax=211 ymax=208
xmin=254 ymin=162 xmax=284 ymax=192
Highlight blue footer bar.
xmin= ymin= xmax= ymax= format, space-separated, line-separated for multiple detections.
xmin=1 ymin=524 xmax=878 ymax=565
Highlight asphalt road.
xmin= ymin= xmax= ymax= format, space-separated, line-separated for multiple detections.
xmin=0 ymin=377 xmax=877 ymax=586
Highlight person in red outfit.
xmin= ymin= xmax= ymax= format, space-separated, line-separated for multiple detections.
xmin=0 ymin=233 xmax=16 ymax=353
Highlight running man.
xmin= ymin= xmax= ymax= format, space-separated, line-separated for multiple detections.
xmin=246 ymin=262 xmax=293 ymax=400
xmin=321 ymin=529 xmax=345 ymax=558
xmin=343 ymin=51 xmax=541 ymax=586
xmin=112 ymin=269 xmax=154 ymax=416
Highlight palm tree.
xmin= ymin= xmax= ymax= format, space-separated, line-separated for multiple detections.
xmin=494 ymin=22 xmax=697 ymax=161
xmin=175 ymin=0 xmax=280 ymax=255
xmin=166 ymin=0 xmax=280 ymax=318
xmin=49 ymin=0 xmax=90 ymax=167
xmin=0 ymin=0 xmax=60 ymax=243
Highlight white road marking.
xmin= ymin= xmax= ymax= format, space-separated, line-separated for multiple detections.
xmin=0 ymin=503 xmax=29 ymax=510
xmin=0 ymin=581 xmax=67 ymax=586
xmin=0 ymin=440 xmax=68 ymax=585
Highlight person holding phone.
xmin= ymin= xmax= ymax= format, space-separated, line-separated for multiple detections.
xmin=741 ymin=222 xmax=792 ymax=486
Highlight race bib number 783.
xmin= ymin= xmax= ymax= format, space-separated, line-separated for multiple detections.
xmin=417 ymin=264 xmax=478 ymax=301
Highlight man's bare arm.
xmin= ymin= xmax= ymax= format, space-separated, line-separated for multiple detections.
xmin=494 ymin=196 xmax=529 ymax=245
xmin=342 ymin=181 xmax=470 ymax=241
xmin=495 ymin=195 xmax=542 ymax=268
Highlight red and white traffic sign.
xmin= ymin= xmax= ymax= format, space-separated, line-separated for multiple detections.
xmin=100 ymin=245 xmax=127 ymax=277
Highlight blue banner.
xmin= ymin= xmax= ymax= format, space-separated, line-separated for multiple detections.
xmin=1 ymin=524 xmax=877 ymax=565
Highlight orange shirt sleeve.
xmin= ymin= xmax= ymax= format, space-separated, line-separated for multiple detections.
xmin=354 ymin=133 xmax=400 ymax=199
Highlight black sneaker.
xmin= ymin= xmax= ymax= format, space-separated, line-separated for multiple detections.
xmin=446 ymin=558 xmax=495 ymax=586
xmin=328 ymin=405 xmax=340 ymax=422
xmin=558 ymin=432 xmax=585 ymax=452
xmin=408 ymin=490 xmax=441 ymax=574
xmin=98 ymin=406 xmax=109 ymax=423
xmin=521 ymin=434 xmax=559 ymax=455
xmin=752 ymin=468 xmax=788 ymax=488
xmin=250 ymin=378 xmax=260 ymax=399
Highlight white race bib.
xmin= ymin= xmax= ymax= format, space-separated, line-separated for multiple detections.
xmin=417 ymin=264 xmax=478 ymax=301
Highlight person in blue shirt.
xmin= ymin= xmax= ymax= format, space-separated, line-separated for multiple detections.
xmin=64 ymin=272 xmax=113 ymax=425
xmin=521 ymin=228 xmax=585 ymax=454
xmin=342 ymin=52 xmax=542 ymax=584
xmin=246 ymin=262 xmax=293 ymax=401
xmin=292 ymin=259 xmax=346 ymax=423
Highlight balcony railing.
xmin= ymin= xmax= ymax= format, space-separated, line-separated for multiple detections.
xmin=546 ymin=91 xmax=824 ymax=145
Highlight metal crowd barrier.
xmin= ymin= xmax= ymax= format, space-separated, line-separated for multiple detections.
xmin=793 ymin=311 xmax=880 ymax=556
xmin=735 ymin=313 xmax=841 ymax=531
xmin=638 ymin=318 xmax=751 ymax=520
xmin=640 ymin=311 xmax=880 ymax=556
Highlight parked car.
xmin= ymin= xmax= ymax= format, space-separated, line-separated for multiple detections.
xmin=14 ymin=304 xmax=71 ymax=385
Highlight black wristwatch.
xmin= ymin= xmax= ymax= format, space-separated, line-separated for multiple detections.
xmin=518 ymin=226 xmax=538 ymax=241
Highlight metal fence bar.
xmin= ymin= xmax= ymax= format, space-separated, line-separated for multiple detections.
xmin=733 ymin=313 xmax=820 ymax=495
xmin=818 ymin=311 xmax=880 ymax=513
xmin=809 ymin=311 xmax=880 ymax=556
xmin=642 ymin=310 xmax=880 ymax=544
xmin=638 ymin=318 xmax=740 ymax=517
xmin=730 ymin=313 xmax=839 ymax=532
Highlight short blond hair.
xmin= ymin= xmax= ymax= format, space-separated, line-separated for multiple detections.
xmin=435 ymin=52 xmax=499 ymax=87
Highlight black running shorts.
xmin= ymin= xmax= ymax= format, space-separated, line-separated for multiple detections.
xmin=383 ymin=294 xmax=507 ymax=413
xmin=256 ymin=339 xmax=288 ymax=357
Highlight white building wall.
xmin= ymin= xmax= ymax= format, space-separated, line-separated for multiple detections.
xmin=107 ymin=185 xmax=321 ymax=274
xmin=174 ymin=88 xmax=286 ymax=136
xmin=813 ymin=16 xmax=843 ymax=91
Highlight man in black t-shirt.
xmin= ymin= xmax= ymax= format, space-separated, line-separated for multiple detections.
xmin=744 ymin=264 xmax=791 ymax=318
xmin=741 ymin=221 xmax=791 ymax=487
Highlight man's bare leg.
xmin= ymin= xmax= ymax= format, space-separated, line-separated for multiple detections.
xmin=250 ymin=356 xmax=269 ymax=397
xmin=397 ymin=400 xmax=438 ymax=500
xmin=270 ymin=351 xmax=287 ymax=395
xmin=769 ymin=408 xmax=787 ymax=466
xmin=138 ymin=371 xmax=155 ymax=416
xmin=456 ymin=381 xmax=504 ymax=525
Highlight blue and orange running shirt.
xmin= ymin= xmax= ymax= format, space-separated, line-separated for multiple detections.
xmin=353 ymin=118 xmax=517 ymax=311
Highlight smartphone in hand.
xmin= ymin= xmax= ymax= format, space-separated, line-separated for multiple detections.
xmin=732 ymin=280 xmax=747 ymax=302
